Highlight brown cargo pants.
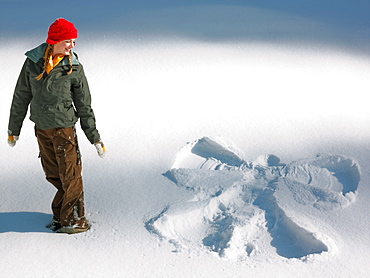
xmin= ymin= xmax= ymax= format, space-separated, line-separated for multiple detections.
xmin=35 ymin=126 xmax=88 ymax=229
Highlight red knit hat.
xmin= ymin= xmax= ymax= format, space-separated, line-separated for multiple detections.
xmin=46 ymin=18 xmax=78 ymax=45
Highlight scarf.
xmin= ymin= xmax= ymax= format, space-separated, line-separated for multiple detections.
xmin=45 ymin=54 xmax=66 ymax=74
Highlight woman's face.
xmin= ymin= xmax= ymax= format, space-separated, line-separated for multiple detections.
xmin=53 ymin=39 xmax=76 ymax=56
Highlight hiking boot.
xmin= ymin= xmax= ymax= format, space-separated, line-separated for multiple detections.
xmin=57 ymin=223 xmax=90 ymax=234
xmin=46 ymin=220 xmax=62 ymax=232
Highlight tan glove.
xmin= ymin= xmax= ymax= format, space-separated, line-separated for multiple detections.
xmin=8 ymin=135 xmax=19 ymax=147
xmin=94 ymin=140 xmax=107 ymax=158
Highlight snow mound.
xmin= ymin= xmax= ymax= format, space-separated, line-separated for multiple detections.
xmin=146 ymin=137 xmax=361 ymax=261
xmin=284 ymin=154 xmax=360 ymax=210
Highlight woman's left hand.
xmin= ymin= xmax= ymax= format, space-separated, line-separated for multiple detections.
xmin=94 ymin=140 xmax=106 ymax=158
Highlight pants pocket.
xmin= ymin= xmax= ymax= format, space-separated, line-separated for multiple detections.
xmin=61 ymin=157 xmax=76 ymax=181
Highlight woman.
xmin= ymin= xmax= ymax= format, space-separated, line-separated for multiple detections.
xmin=7 ymin=18 xmax=106 ymax=234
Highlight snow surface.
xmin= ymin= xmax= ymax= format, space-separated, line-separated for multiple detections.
xmin=1 ymin=1 xmax=370 ymax=277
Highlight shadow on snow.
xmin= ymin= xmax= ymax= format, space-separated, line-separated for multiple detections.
xmin=0 ymin=212 xmax=52 ymax=233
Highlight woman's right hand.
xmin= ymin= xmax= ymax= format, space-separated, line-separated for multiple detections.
xmin=8 ymin=135 xmax=19 ymax=147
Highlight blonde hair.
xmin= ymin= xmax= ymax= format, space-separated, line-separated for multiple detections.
xmin=35 ymin=44 xmax=73 ymax=80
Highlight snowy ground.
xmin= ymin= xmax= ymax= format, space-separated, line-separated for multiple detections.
xmin=1 ymin=1 xmax=369 ymax=277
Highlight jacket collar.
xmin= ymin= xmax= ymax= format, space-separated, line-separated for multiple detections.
xmin=25 ymin=43 xmax=79 ymax=65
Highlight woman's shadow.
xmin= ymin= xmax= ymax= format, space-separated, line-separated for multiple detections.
xmin=0 ymin=212 xmax=52 ymax=233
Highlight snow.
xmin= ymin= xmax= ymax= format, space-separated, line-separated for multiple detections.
xmin=155 ymin=137 xmax=359 ymax=261
xmin=1 ymin=1 xmax=370 ymax=277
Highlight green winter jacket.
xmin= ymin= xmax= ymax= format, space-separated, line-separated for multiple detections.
xmin=8 ymin=43 xmax=100 ymax=144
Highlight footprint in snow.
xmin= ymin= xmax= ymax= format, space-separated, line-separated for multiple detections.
xmin=145 ymin=137 xmax=361 ymax=260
